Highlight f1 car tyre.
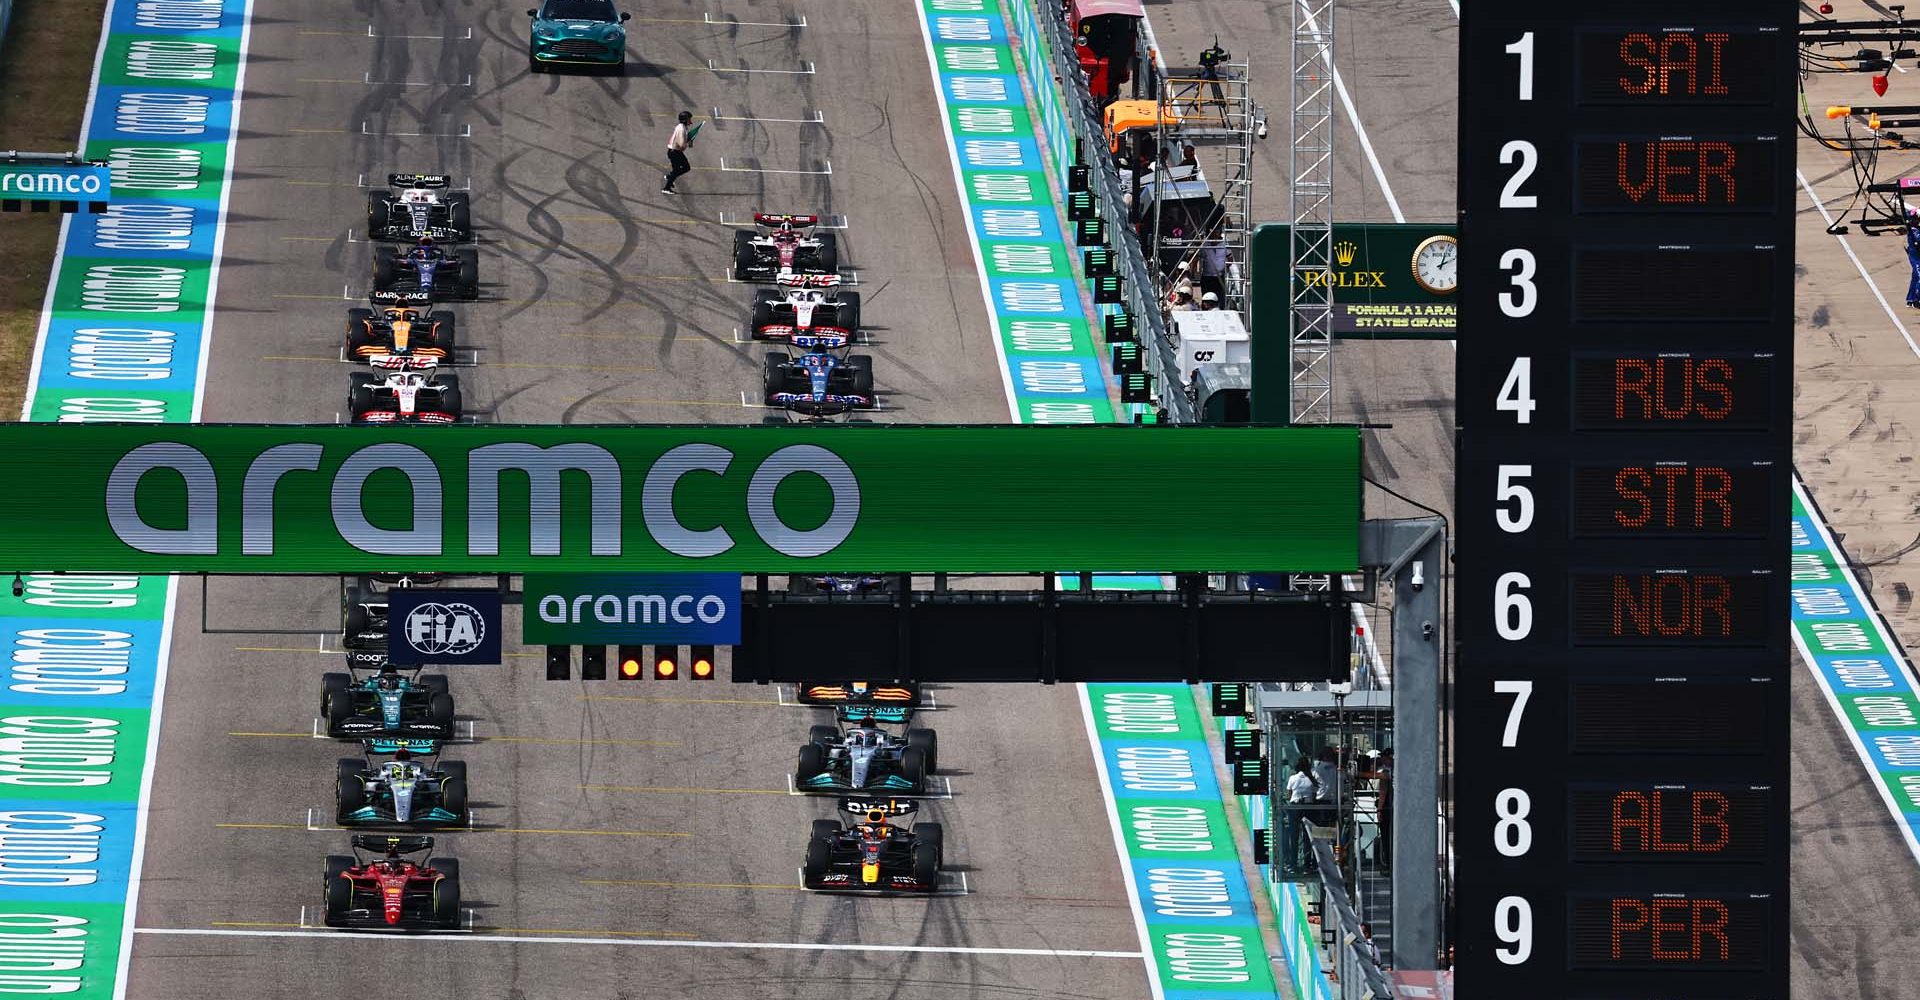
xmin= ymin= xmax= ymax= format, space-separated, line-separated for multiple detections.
xmin=447 ymin=196 xmax=471 ymax=235
xmin=762 ymin=352 xmax=786 ymax=403
xmin=439 ymin=759 xmax=466 ymax=783
xmin=322 ymin=672 xmax=350 ymax=718
xmin=422 ymin=674 xmax=450 ymax=699
xmin=342 ymin=583 xmax=372 ymax=640
xmin=750 ymin=294 xmax=776 ymax=333
xmin=836 ymin=291 xmax=862 ymax=332
xmin=347 ymin=371 xmax=378 ymax=418
xmin=900 ymin=747 xmax=929 ymax=793
xmin=436 ymin=373 xmax=464 ymax=419
xmin=815 ymin=233 xmax=839 ymax=274
xmin=373 ymin=254 xmax=399 ymax=290
xmin=796 ymin=743 xmax=826 ymax=780
xmin=346 ymin=308 xmax=373 ymax=341
xmin=441 ymin=776 xmax=469 ymax=820
xmin=324 ymin=859 xmax=353 ymax=921
xmin=326 ymin=854 xmax=353 ymax=884
xmin=432 ymin=858 xmax=461 ymax=928
xmin=368 ymin=196 xmax=390 ymax=237
xmin=917 ymin=821 xmax=944 ymax=864
xmin=732 ymin=231 xmax=755 ymax=276
xmin=911 ymin=841 xmax=938 ymax=884
xmin=454 ymin=249 xmax=480 ymax=297
xmin=907 ymin=728 xmax=938 ymax=774
xmin=847 ymin=353 xmax=875 ymax=401
xmin=807 ymin=724 xmax=837 ymax=746
xmin=326 ymin=687 xmax=353 ymax=729
xmin=335 ymin=757 xmax=366 ymax=815
xmin=431 ymin=311 xmax=458 ymax=358
xmin=811 ymin=819 xmax=839 ymax=843
xmin=429 ymin=691 xmax=455 ymax=729
xmin=804 ymin=832 xmax=831 ymax=878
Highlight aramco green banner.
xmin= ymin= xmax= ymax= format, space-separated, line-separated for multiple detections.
xmin=0 ymin=424 xmax=1361 ymax=572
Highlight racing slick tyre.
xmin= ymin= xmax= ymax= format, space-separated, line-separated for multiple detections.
xmin=335 ymin=758 xmax=365 ymax=822
xmin=833 ymin=291 xmax=861 ymax=333
xmin=807 ymin=724 xmax=838 ymax=746
xmin=796 ymin=742 xmax=827 ymax=781
xmin=347 ymin=373 xmax=378 ymax=421
xmin=324 ymin=856 xmax=354 ymax=925
xmin=454 ymin=249 xmax=480 ymax=298
xmin=762 ymin=352 xmax=788 ymax=404
xmin=322 ymin=672 xmax=351 ymax=722
xmin=846 ymin=354 xmax=875 ymax=403
xmin=432 ymin=858 xmax=461 ymax=928
xmin=441 ymin=776 xmax=469 ymax=821
xmin=760 ymin=415 xmax=791 ymax=425
xmin=811 ymin=819 xmax=840 ymax=843
xmin=750 ymin=295 xmax=777 ymax=334
xmin=430 ymin=311 xmax=458 ymax=360
xmin=900 ymin=747 xmax=929 ymax=793
xmin=429 ymin=691 xmax=456 ymax=730
xmin=435 ymin=374 xmax=464 ymax=421
xmin=907 ymin=728 xmax=938 ymax=775
xmin=422 ymin=674 xmax=450 ymax=699
xmin=373 ymin=254 xmax=399 ymax=291
xmin=447 ymin=196 xmax=471 ymax=238
xmin=439 ymin=760 xmax=467 ymax=785
xmin=911 ymin=842 xmax=939 ymax=885
xmin=346 ymin=306 xmax=374 ymax=342
xmin=804 ymin=832 xmax=832 ymax=879
xmin=367 ymin=195 xmax=390 ymax=239
xmin=814 ymin=233 xmax=839 ymax=274
xmin=917 ymin=821 xmax=945 ymax=867
xmin=732 ymin=232 xmax=757 ymax=279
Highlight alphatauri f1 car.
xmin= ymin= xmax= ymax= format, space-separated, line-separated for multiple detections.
xmin=367 ymin=175 xmax=472 ymax=242
xmin=750 ymin=273 xmax=860 ymax=341
xmin=324 ymin=835 xmax=461 ymax=929
xmin=796 ymin=724 xmax=938 ymax=795
xmin=733 ymin=214 xmax=839 ymax=281
xmin=348 ymin=370 xmax=463 ymax=424
xmin=322 ymin=664 xmax=455 ymax=740
xmin=803 ymin=799 xmax=944 ymax=893
xmin=336 ymin=742 xmax=469 ymax=828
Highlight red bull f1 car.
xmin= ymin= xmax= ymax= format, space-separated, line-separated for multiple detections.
xmin=367 ymin=174 xmax=473 ymax=242
xmin=750 ymin=273 xmax=860 ymax=341
xmin=324 ymin=835 xmax=462 ymax=929
xmin=733 ymin=213 xmax=839 ymax=281
xmin=348 ymin=370 xmax=463 ymax=424
xmin=803 ymin=798 xmax=944 ymax=894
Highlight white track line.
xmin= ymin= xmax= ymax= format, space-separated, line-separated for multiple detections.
xmin=1796 ymin=168 xmax=1920 ymax=359
xmin=707 ymin=58 xmax=814 ymax=74
xmin=133 ymin=926 xmax=1137 ymax=956
xmin=705 ymin=11 xmax=805 ymax=26
xmin=718 ymin=157 xmax=832 ymax=175
xmin=1296 ymin=0 xmax=1404 ymax=223
xmin=709 ymin=107 xmax=825 ymax=124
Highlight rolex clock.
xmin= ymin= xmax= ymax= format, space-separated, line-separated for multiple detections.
xmin=1411 ymin=233 xmax=1457 ymax=294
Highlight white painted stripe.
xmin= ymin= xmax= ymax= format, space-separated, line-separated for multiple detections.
xmin=1076 ymin=687 xmax=1167 ymax=999
xmin=1796 ymin=168 xmax=1920 ymax=359
xmin=133 ymin=926 xmax=1143 ymax=957
xmin=1295 ymin=0 xmax=1405 ymax=223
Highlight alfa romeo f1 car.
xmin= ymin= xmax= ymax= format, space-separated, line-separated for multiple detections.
xmin=733 ymin=214 xmax=839 ymax=281
xmin=763 ymin=341 xmax=873 ymax=417
xmin=373 ymin=241 xmax=479 ymax=300
xmin=348 ymin=370 xmax=463 ymax=424
xmin=322 ymin=664 xmax=455 ymax=740
xmin=367 ymin=175 xmax=472 ymax=242
xmin=336 ymin=742 xmax=469 ymax=828
xmin=750 ymin=273 xmax=861 ymax=341
xmin=796 ymin=724 xmax=939 ymax=795
xmin=346 ymin=293 xmax=458 ymax=368
xmin=803 ymin=798 xmax=944 ymax=894
xmin=324 ymin=835 xmax=461 ymax=929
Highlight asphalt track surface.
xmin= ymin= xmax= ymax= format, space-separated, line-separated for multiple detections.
xmin=122 ymin=0 xmax=1150 ymax=997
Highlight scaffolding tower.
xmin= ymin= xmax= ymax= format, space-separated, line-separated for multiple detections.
xmin=1150 ymin=64 xmax=1258 ymax=318
xmin=1288 ymin=0 xmax=1337 ymax=425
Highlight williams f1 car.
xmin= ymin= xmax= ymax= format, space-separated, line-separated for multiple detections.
xmin=763 ymin=340 xmax=873 ymax=418
xmin=341 ymin=575 xmax=448 ymax=654
xmin=733 ymin=214 xmax=839 ymax=281
xmin=322 ymin=663 xmax=455 ymax=740
xmin=336 ymin=742 xmax=469 ymax=828
xmin=373 ymin=240 xmax=479 ymax=300
xmin=750 ymin=273 xmax=860 ymax=341
xmin=796 ymin=724 xmax=938 ymax=795
xmin=324 ymin=835 xmax=462 ymax=930
xmin=803 ymin=798 xmax=944 ymax=894
xmin=367 ymin=174 xmax=472 ymax=242
xmin=348 ymin=369 xmax=463 ymax=424
xmin=346 ymin=293 xmax=458 ymax=368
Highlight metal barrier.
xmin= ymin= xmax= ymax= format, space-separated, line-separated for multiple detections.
xmin=1009 ymin=0 xmax=1198 ymax=422
xmin=1306 ymin=832 xmax=1394 ymax=998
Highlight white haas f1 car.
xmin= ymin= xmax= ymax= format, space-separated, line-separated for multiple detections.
xmin=348 ymin=370 xmax=463 ymax=424
xmin=750 ymin=273 xmax=861 ymax=342
xmin=732 ymin=213 xmax=839 ymax=281
xmin=367 ymin=174 xmax=472 ymax=242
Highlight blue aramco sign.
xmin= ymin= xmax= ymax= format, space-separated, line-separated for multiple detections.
xmin=0 ymin=163 xmax=111 ymax=201
xmin=523 ymin=573 xmax=741 ymax=645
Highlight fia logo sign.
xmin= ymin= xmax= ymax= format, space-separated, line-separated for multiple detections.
xmin=404 ymin=602 xmax=486 ymax=656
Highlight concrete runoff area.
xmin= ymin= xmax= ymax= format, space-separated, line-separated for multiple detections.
xmin=120 ymin=0 xmax=1150 ymax=997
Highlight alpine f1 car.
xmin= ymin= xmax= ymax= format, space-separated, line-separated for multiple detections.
xmin=322 ymin=664 xmax=455 ymax=740
xmin=796 ymin=724 xmax=939 ymax=795
xmin=733 ymin=214 xmax=839 ymax=281
xmin=763 ymin=341 xmax=873 ymax=418
xmin=803 ymin=798 xmax=944 ymax=894
xmin=324 ymin=835 xmax=461 ymax=930
xmin=348 ymin=370 xmax=463 ymax=424
xmin=750 ymin=273 xmax=861 ymax=341
xmin=346 ymin=294 xmax=458 ymax=368
xmin=367 ymin=174 xmax=472 ymax=242
xmin=336 ymin=742 xmax=469 ymax=828
xmin=796 ymin=679 xmax=922 ymax=709
xmin=373 ymin=240 xmax=479 ymax=300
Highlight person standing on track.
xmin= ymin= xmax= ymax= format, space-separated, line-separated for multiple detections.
xmin=662 ymin=110 xmax=697 ymax=195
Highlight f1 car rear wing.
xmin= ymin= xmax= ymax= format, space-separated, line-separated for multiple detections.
xmin=776 ymin=272 xmax=841 ymax=288
xmin=754 ymin=212 xmax=819 ymax=226
xmin=769 ymin=330 xmax=850 ymax=349
xmin=839 ymin=797 xmax=918 ymax=817
xmin=388 ymin=173 xmax=452 ymax=189
xmin=344 ymin=650 xmax=390 ymax=670
xmin=363 ymin=737 xmax=441 ymax=758
xmin=367 ymin=354 xmax=441 ymax=371
xmin=352 ymin=834 xmax=435 ymax=855
xmin=369 ymin=289 xmax=435 ymax=307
